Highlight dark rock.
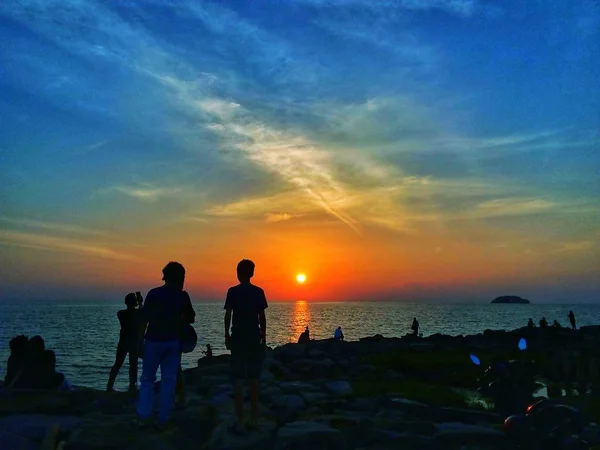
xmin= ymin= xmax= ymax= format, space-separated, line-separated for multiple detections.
xmin=0 ymin=431 xmax=37 ymax=450
xmin=438 ymin=407 xmax=502 ymax=424
xmin=434 ymin=422 xmax=505 ymax=445
xmin=273 ymin=394 xmax=306 ymax=411
xmin=0 ymin=414 xmax=82 ymax=441
xmin=206 ymin=420 xmax=275 ymax=450
xmin=279 ymin=382 xmax=319 ymax=394
xmin=275 ymin=421 xmax=346 ymax=450
xmin=387 ymin=421 xmax=437 ymax=436
xmin=325 ymin=381 xmax=352 ymax=396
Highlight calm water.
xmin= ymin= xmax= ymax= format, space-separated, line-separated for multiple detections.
xmin=1 ymin=301 xmax=599 ymax=391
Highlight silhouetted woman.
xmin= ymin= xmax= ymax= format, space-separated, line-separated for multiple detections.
xmin=107 ymin=293 xmax=142 ymax=392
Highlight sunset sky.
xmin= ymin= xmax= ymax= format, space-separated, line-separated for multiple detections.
xmin=0 ymin=0 xmax=598 ymax=302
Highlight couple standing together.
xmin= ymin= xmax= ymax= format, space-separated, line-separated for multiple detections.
xmin=134 ymin=259 xmax=267 ymax=432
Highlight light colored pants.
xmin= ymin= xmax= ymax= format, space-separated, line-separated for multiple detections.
xmin=136 ymin=339 xmax=181 ymax=425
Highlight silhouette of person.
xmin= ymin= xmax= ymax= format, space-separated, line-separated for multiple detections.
xmin=568 ymin=311 xmax=576 ymax=330
xmin=12 ymin=335 xmax=45 ymax=389
xmin=334 ymin=326 xmax=344 ymax=341
xmin=4 ymin=335 xmax=28 ymax=386
xmin=40 ymin=349 xmax=65 ymax=389
xmin=136 ymin=261 xmax=193 ymax=429
xmin=411 ymin=317 xmax=420 ymax=336
xmin=552 ymin=320 xmax=562 ymax=328
xmin=107 ymin=293 xmax=142 ymax=392
xmin=298 ymin=326 xmax=310 ymax=344
xmin=224 ymin=259 xmax=268 ymax=434
xmin=175 ymin=290 xmax=196 ymax=409
xmin=527 ymin=318 xmax=535 ymax=328
xmin=539 ymin=317 xmax=548 ymax=328
xmin=202 ymin=344 xmax=213 ymax=358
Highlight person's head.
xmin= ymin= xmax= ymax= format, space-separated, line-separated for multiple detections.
xmin=162 ymin=261 xmax=186 ymax=289
xmin=413 ymin=317 xmax=417 ymax=321
xmin=236 ymin=259 xmax=255 ymax=282
xmin=28 ymin=335 xmax=45 ymax=354
xmin=9 ymin=335 xmax=29 ymax=355
xmin=338 ymin=326 xmax=341 ymax=330
xmin=124 ymin=292 xmax=137 ymax=308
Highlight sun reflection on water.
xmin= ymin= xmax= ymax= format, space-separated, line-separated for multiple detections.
xmin=290 ymin=300 xmax=311 ymax=343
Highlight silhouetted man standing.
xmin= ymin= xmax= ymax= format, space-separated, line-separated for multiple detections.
xmin=224 ymin=259 xmax=268 ymax=434
xmin=136 ymin=262 xmax=194 ymax=429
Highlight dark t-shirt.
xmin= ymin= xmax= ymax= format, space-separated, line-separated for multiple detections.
xmin=118 ymin=308 xmax=141 ymax=342
xmin=224 ymin=283 xmax=268 ymax=337
xmin=144 ymin=286 xmax=195 ymax=342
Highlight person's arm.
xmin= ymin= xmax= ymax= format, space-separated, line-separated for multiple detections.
xmin=224 ymin=309 xmax=232 ymax=338
xmin=259 ymin=310 xmax=267 ymax=345
xmin=135 ymin=291 xmax=144 ymax=307
xmin=224 ymin=288 xmax=232 ymax=343
xmin=259 ymin=288 xmax=268 ymax=345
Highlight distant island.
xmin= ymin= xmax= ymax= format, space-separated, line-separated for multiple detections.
xmin=491 ymin=295 xmax=530 ymax=304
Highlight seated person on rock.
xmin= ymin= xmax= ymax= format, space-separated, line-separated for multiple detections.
xmin=39 ymin=349 xmax=66 ymax=389
xmin=298 ymin=326 xmax=310 ymax=344
xmin=11 ymin=335 xmax=46 ymax=388
xmin=527 ymin=318 xmax=535 ymax=328
xmin=4 ymin=335 xmax=29 ymax=386
xmin=9 ymin=336 xmax=64 ymax=390
xmin=333 ymin=326 xmax=344 ymax=341
xmin=552 ymin=320 xmax=562 ymax=328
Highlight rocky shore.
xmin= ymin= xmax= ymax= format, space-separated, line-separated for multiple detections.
xmin=2 ymin=325 xmax=600 ymax=450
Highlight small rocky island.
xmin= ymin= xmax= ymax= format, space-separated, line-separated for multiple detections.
xmin=491 ymin=295 xmax=530 ymax=304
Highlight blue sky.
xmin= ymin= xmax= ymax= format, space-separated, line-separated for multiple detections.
xmin=0 ymin=0 xmax=598 ymax=301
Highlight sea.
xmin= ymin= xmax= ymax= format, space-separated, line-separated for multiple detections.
xmin=1 ymin=300 xmax=599 ymax=391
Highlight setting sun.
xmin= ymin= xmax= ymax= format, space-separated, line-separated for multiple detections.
xmin=296 ymin=273 xmax=307 ymax=284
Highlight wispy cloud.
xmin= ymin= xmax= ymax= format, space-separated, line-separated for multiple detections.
xmin=0 ymin=216 xmax=106 ymax=236
xmin=101 ymin=184 xmax=184 ymax=203
xmin=555 ymin=240 xmax=595 ymax=253
xmin=265 ymin=213 xmax=298 ymax=223
xmin=0 ymin=230 xmax=138 ymax=262
xmin=293 ymin=0 xmax=479 ymax=17
xmin=1 ymin=0 xmax=595 ymax=244
xmin=471 ymin=198 xmax=556 ymax=218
